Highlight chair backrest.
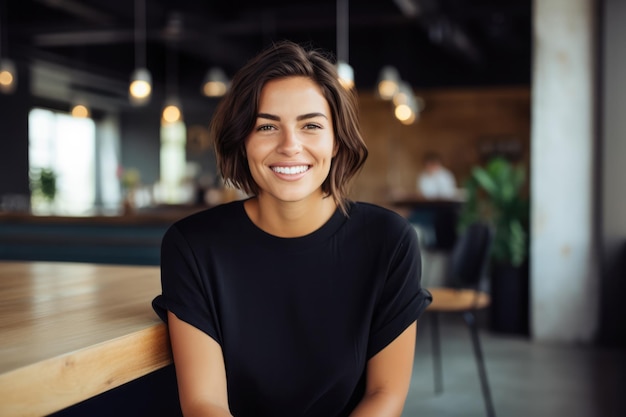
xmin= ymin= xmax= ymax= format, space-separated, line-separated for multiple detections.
xmin=448 ymin=222 xmax=493 ymax=289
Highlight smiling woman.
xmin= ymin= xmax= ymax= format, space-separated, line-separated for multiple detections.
xmin=211 ymin=41 xmax=368 ymax=217
xmin=152 ymin=41 xmax=431 ymax=417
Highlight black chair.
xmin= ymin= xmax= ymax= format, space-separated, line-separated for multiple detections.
xmin=424 ymin=222 xmax=496 ymax=417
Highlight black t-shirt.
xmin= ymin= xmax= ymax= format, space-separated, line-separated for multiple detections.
xmin=153 ymin=199 xmax=432 ymax=417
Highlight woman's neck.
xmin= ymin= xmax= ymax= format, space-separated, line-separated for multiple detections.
xmin=243 ymin=195 xmax=338 ymax=238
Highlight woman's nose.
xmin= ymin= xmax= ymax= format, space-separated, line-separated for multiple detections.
xmin=277 ymin=129 xmax=302 ymax=155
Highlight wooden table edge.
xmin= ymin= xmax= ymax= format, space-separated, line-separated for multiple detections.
xmin=0 ymin=322 xmax=172 ymax=417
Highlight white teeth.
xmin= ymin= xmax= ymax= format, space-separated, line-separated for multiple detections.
xmin=272 ymin=165 xmax=309 ymax=175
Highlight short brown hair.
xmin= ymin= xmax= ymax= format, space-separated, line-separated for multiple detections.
xmin=210 ymin=40 xmax=368 ymax=214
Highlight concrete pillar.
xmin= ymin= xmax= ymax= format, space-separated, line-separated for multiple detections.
xmin=531 ymin=0 xmax=598 ymax=342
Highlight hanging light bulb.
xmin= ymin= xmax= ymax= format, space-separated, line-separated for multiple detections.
xmin=377 ymin=66 xmax=400 ymax=100
xmin=0 ymin=4 xmax=17 ymax=95
xmin=389 ymin=80 xmax=418 ymax=125
xmin=129 ymin=67 xmax=152 ymax=104
xmin=0 ymin=58 xmax=16 ymax=94
xmin=129 ymin=0 xmax=151 ymax=105
xmin=161 ymin=37 xmax=183 ymax=126
xmin=162 ymin=97 xmax=182 ymax=124
xmin=202 ymin=67 xmax=228 ymax=97
xmin=394 ymin=103 xmax=416 ymax=125
xmin=71 ymin=98 xmax=91 ymax=118
xmin=336 ymin=0 xmax=354 ymax=89
xmin=392 ymin=81 xmax=413 ymax=106
xmin=72 ymin=104 xmax=90 ymax=118
xmin=394 ymin=86 xmax=419 ymax=125
xmin=337 ymin=61 xmax=354 ymax=90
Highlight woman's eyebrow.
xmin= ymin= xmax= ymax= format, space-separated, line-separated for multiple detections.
xmin=296 ymin=112 xmax=328 ymax=121
xmin=257 ymin=113 xmax=280 ymax=121
xmin=256 ymin=112 xmax=328 ymax=121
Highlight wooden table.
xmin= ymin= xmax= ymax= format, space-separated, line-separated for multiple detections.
xmin=0 ymin=261 xmax=172 ymax=417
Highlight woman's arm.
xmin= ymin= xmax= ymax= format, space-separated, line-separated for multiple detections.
xmin=167 ymin=311 xmax=233 ymax=417
xmin=349 ymin=321 xmax=417 ymax=417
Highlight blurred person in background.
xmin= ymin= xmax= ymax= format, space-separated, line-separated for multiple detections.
xmin=417 ymin=151 xmax=457 ymax=200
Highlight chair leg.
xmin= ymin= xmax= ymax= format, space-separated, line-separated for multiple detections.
xmin=429 ymin=312 xmax=443 ymax=394
xmin=463 ymin=311 xmax=496 ymax=417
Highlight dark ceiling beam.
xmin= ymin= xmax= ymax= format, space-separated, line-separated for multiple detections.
xmin=423 ymin=15 xmax=483 ymax=65
xmin=394 ymin=0 xmax=484 ymax=66
xmin=29 ymin=4 xmax=254 ymax=69
xmin=393 ymin=0 xmax=420 ymax=17
xmin=213 ymin=13 xmax=410 ymax=37
xmin=34 ymin=0 xmax=116 ymax=25
xmin=34 ymin=30 xmax=135 ymax=47
xmin=157 ymin=11 xmax=257 ymax=69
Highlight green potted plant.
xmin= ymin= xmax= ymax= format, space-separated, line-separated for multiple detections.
xmin=458 ymin=156 xmax=530 ymax=334
xmin=30 ymin=168 xmax=58 ymax=213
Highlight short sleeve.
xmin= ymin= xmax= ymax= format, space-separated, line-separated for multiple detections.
xmin=367 ymin=224 xmax=432 ymax=358
xmin=152 ymin=224 xmax=222 ymax=345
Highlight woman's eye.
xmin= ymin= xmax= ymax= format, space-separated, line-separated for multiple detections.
xmin=257 ymin=125 xmax=275 ymax=132
xmin=304 ymin=123 xmax=322 ymax=130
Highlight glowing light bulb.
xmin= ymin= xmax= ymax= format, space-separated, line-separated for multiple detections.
xmin=393 ymin=82 xmax=413 ymax=106
xmin=129 ymin=68 xmax=152 ymax=105
xmin=0 ymin=59 xmax=17 ymax=94
xmin=377 ymin=66 xmax=400 ymax=100
xmin=378 ymin=80 xmax=398 ymax=100
xmin=203 ymin=81 xmax=227 ymax=97
xmin=337 ymin=61 xmax=354 ymax=90
xmin=394 ymin=104 xmax=417 ymax=125
xmin=130 ymin=80 xmax=151 ymax=98
xmin=71 ymin=104 xmax=90 ymax=118
xmin=0 ymin=71 xmax=14 ymax=87
xmin=162 ymin=104 xmax=181 ymax=124
xmin=202 ymin=67 xmax=229 ymax=97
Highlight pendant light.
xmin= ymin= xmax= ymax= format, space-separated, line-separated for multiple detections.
xmin=201 ymin=67 xmax=229 ymax=98
xmin=162 ymin=42 xmax=182 ymax=125
xmin=129 ymin=0 xmax=152 ymax=105
xmin=377 ymin=66 xmax=400 ymax=100
xmin=162 ymin=98 xmax=182 ymax=124
xmin=0 ymin=3 xmax=16 ymax=94
xmin=392 ymin=81 xmax=423 ymax=125
xmin=70 ymin=97 xmax=91 ymax=118
xmin=336 ymin=0 xmax=354 ymax=89
xmin=0 ymin=58 xmax=16 ymax=94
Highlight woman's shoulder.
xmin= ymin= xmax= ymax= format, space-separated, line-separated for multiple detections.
xmin=350 ymin=201 xmax=406 ymax=219
xmin=167 ymin=199 xmax=246 ymax=238
xmin=348 ymin=201 xmax=414 ymax=234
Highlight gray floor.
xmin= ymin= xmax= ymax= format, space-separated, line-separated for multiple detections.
xmin=403 ymin=314 xmax=626 ymax=417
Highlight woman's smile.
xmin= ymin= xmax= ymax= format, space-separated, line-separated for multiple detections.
xmin=270 ymin=165 xmax=310 ymax=175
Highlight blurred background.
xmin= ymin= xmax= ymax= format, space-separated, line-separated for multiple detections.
xmin=0 ymin=0 xmax=533 ymax=214
xmin=0 ymin=0 xmax=624 ymax=416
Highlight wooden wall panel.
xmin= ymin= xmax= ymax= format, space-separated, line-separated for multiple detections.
xmin=350 ymin=87 xmax=531 ymax=205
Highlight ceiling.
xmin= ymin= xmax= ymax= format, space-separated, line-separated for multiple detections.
xmin=3 ymin=0 xmax=531 ymax=110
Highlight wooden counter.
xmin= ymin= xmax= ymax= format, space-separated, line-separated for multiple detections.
xmin=388 ymin=194 xmax=465 ymax=251
xmin=0 ymin=261 xmax=172 ymax=417
xmin=388 ymin=193 xmax=465 ymax=211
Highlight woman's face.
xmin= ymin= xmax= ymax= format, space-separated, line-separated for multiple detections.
xmin=245 ymin=76 xmax=336 ymax=205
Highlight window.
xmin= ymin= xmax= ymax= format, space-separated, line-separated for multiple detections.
xmin=158 ymin=120 xmax=192 ymax=204
xmin=29 ymin=108 xmax=96 ymax=215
